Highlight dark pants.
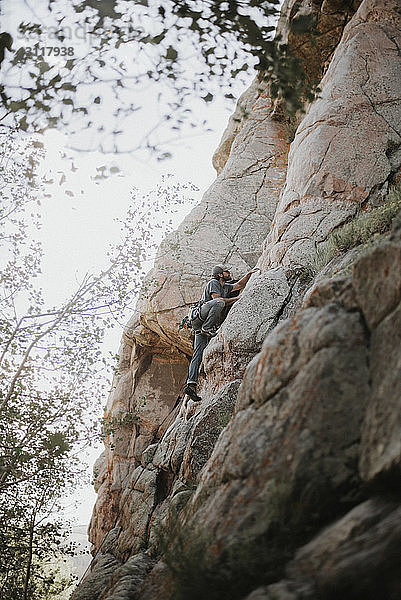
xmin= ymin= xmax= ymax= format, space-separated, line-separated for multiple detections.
xmin=186 ymin=332 xmax=209 ymax=384
xmin=186 ymin=299 xmax=225 ymax=385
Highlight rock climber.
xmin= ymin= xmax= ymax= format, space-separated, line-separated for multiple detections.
xmin=183 ymin=264 xmax=260 ymax=402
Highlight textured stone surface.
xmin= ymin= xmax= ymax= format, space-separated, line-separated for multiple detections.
xmin=244 ymin=499 xmax=401 ymax=600
xmin=356 ymin=237 xmax=401 ymax=481
xmin=302 ymin=275 xmax=357 ymax=311
xmin=114 ymin=467 xmax=158 ymax=557
xmin=237 ymin=302 xmax=367 ymax=409
xmin=152 ymin=379 xmax=240 ymax=481
xmin=185 ymin=302 xmax=370 ymax=553
xmin=70 ymin=553 xmax=121 ymax=600
xmin=359 ymin=302 xmax=401 ymax=481
xmin=212 ymin=78 xmax=263 ymax=175
xmin=353 ymin=241 xmax=401 ymax=330
xmin=135 ymin=561 xmax=172 ymax=600
xmin=99 ymin=554 xmax=154 ymax=600
xmin=93 ymin=451 xmax=107 ymax=493
xmin=286 ymin=498 xmax=401 ymax=598
xmin=260 ymin=0 xmax=401 ymax=271
xmin=88 ymin=337 xmax=187 ymax=551
xmin=70 ymin=553 xmax=153 ymax=600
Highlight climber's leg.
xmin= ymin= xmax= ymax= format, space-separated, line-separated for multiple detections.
xmin=186 ymin=331 xmax=209 ymax=387
xmin=200 ymin=298 xmax=225 ymax=333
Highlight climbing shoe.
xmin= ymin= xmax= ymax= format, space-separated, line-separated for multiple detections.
xmin=183 ymin=384 xmax=202 ymax=402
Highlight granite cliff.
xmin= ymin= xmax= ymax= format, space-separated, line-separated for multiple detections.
xmin=72 ymin=0 xmax=401 ymax=598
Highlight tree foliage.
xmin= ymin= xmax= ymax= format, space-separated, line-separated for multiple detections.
xmin=0 ymin=0 xmax=313 ymax=156
xmin=0 ymin=127 xmax=198 ymax=598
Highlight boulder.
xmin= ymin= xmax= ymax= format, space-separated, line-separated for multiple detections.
xmin=356 ymin=239 xmax=401 ymax=482
xmin=152 ymin=380 xmax=240 ymax=482
xmin=70 ymin=553 xmax=121 ymax=600
xmin=99 ymin=554 xmax=154 ymax=600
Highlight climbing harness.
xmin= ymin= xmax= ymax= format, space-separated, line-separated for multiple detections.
xmin=178 ymin=300 xmax=205 ymax=330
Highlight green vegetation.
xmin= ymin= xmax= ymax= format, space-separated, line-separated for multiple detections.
xmin=0 ymin=0 xmax=321 ymax=158
xmin=153 ymin=476 xmax=336 ymax=600
xmin=307 ymin=186 xmax=401 ymax=277
xmin=101 ymin=411 xmax=140 ymax=439
xmin=331 ymin=186 xmax=401 ymax=252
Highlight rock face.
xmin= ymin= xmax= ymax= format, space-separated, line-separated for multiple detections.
xmin=260 ymin=0 xmax=401 ymax=271
xmin=245 ymin=498 xmax=401 ymax=600
xmin=72 ymin=1 xmax=401 ymax=599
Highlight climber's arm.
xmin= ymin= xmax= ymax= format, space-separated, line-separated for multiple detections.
xmin=211 ymin=293 xmax=238 ymax=305
xmin=231 ymin=267 xmax=261 ymax=291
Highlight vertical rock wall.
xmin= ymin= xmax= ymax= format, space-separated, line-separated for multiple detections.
xmin=73 ymin=0 xmax=401 ymax=598
xmin=261 ymin=0 xmax=401 ymax=270
xmin=88 ymin=53 xmax=290 ymax=556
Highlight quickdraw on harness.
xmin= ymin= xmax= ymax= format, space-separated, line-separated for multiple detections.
xmin=178 ymin=300 xmax=205 ymax=330
xmin=178 ymin=315 xmax=191 ymax=330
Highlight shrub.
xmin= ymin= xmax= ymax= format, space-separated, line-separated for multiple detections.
xmin=331 ymin=186 xmax=401 ymax=253
xmin=306 ymin=186 xmax=401 ymax=277
xmin=101 ymin=411 xmax=139 ymax=439
xmin=152 ymin=477 xmax=330 ymax=600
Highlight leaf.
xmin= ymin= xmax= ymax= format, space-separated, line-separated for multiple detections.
xmin=202 ymin=92 xmax=213 ymax=103
xmin=49 ymin=74 xmax=62 ymax=86
xmin=9 ymin=100 xmax=25 ymax=112
xmin=152 ymin=31 xmax=166 ymax=44
xmin=61 ymin=83 xmax=76 ymax=91
xmin=19 ymin=116 xmax=28 ymax=131
xmin=157 ymin=152 xmax=172 ymax=161
xmin=38 ymin=61 xmax=51 ymax=74
xmin=166 ymin=45 xmax=178 ymax=61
